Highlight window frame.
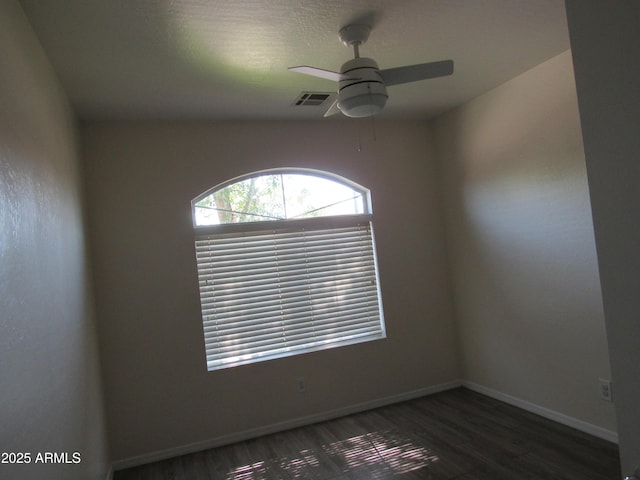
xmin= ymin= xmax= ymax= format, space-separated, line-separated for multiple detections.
xmin=192 ymin=168 xmax=385 ymax=371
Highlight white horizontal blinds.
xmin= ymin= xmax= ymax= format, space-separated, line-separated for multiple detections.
xmin=195 ymin=221 xmax=384 ymax=370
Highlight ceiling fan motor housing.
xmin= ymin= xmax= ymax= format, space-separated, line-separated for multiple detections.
xmin=337 ymin=58 xmax=388 ymax=117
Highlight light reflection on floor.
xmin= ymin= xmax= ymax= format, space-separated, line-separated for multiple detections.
xmin=225 ymin=430 xmax=439 ymax=479
xmin=369 ymin=431 xmax=440 ymax=475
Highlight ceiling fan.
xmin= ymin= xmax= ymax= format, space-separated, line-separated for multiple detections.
xmin=289 ymin=24 xmax=454 ymax=118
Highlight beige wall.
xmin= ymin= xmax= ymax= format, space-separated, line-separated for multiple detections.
xmin=566 ymin=1 xmax=640 ymax=473
xmin=0 ymin=1 xmax=110 ymax=479
xmin=81 ymin=120 xmax=460 ymax=462
xmin=433 ymin=50 xmax=616 ymax=434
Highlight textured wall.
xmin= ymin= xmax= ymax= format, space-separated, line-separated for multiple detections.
xmin=0 ymin=1 xmax=110 ymax=479
xmin=81 ymin=120 xmax=459 ymax=462
xmin=566 ymin=0 xmax=640 ymax=473
xmin=434 ymin=51 xmax=616 ymax=434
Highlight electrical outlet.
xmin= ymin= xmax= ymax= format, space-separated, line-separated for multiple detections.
xmin=599 ymin=379 xmax=613 ymax=402
xmin=296 ymin=377 xmax=306 ymax=393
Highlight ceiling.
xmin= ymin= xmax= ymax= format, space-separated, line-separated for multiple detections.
xmin=19 ymin=0 xmax=570 ymax=121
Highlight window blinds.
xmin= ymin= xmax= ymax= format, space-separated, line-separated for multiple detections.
xmin=195 ymin=221 xmax=385 ymax=370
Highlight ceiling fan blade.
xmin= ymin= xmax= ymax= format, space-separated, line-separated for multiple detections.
xmin=288 ymin=66 xmax=344 ymax=82
xmin=380 ymin=60 xmax=454 ymax=86
xmin=323 ymin=99 xmax=340 ymax=117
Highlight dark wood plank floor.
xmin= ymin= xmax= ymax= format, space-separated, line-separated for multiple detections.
xmin=114 ymin=387 xmax=620 ymax=479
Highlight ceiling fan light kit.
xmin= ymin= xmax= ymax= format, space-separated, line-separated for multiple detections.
xmin=337 ymin=58 xmax=388 ymax=117
xmin=289 ymin=23 xmax=454 ymax=118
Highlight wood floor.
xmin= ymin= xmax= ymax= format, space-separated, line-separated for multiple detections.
xmin=113 ymin=387 xmax=620 ymax=480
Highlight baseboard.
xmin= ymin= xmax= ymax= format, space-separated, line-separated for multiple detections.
xmin=112 ymin=379 xmax=617 ymax=472
xmin=113 ymin=380 xmax=462 ymax=471
xmin=461 ymin=380 xmax=619 ymax=444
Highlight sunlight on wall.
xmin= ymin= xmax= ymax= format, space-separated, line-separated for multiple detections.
xmin=463 ymin=155 xmax=598 ymax=302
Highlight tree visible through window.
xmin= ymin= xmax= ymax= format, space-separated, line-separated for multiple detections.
xmin=192 ymin=168 xmax=386 ymax=371
xmin=194 ymin=171 xmax=365 ymax=225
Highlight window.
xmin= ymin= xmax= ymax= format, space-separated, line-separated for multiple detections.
xmin=192 ymin=168 xmax=385 ymax=371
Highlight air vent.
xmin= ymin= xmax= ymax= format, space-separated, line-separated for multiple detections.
xmin=292 ymin=92 xmax=335 ymax=107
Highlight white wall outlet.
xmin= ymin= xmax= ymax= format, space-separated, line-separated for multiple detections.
xmin=599 ymin=378 xmax=613 ymax=402
xmin=296 ymin=377 xmax=306 ymax=393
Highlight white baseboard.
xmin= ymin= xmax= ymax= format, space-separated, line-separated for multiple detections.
xmin=461 ymin=381 xmax=619 ymax=444
xmin=113 ymin=379 xmax=462 ymax=471
xmin=112 ymin=378 xmax=618 ymax=472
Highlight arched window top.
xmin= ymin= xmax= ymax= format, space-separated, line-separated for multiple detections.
xmin=193 ymin=168 xmax=371 ymax=226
